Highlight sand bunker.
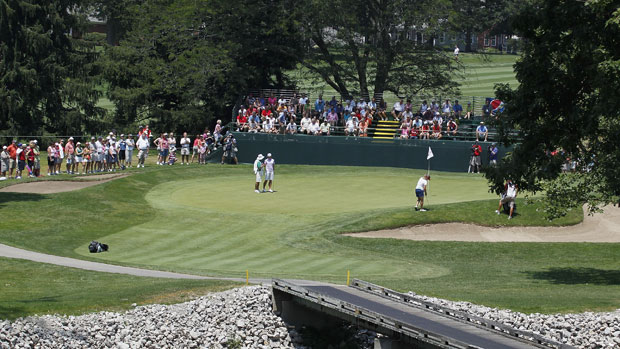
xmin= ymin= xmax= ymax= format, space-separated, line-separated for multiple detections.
xmin=346 ymin=206 xmax=620 ymax=243
xmin=0 ymin=174 xmax=128 ymax=194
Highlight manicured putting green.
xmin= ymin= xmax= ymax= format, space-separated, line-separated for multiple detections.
xmin=77 ymin=167 xmax=494 ymax=280
xmin=150 ymin=172 xmax=496 ymax=214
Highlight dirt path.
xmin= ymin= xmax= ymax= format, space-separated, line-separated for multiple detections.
xmin=346 ymin=206 xmax=620 ymax=242
xmin=0 ymin=174 xmax=128 ymax=194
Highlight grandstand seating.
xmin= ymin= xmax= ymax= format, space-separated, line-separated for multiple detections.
xmin=236 ymin=89 xmax=506 ymax=142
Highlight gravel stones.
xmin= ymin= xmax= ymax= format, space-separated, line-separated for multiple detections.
xmin=407 ymin=292 xmax=620 ymax=348
xmin=0 ymin=286 xmax=296 ymax=349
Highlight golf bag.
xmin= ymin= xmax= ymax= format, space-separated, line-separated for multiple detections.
xmin=88 ymin=241 xmax=109 ymax=253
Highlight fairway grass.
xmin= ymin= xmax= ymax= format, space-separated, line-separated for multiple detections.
xmin=0 ymin=257 xmax=240 ymax=320
xmin=1 ymin=164 xmax=618 ymax=314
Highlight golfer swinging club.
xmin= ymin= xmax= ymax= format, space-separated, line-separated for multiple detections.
xmin=253 ymin=154 xmax=264 ymax=193
xmin=262 ymin=153 xmax=275 ymax=193
xmin=415 ymin=174 xmax=430 ymax=211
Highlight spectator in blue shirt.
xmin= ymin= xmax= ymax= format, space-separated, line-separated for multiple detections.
xmin=315 ymin=95 xmax=325 ymax=114
xmin=329 ymin=96 xmax=338 ymax=109
xmin=489 ymin=143 xmax=499 ymax=166
xmin=476 ymin=122 xmax=488 ymax=142
xmin=453 ymin=100 xmax=463 ymax=119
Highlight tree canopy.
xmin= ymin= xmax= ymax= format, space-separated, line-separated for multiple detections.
xmin=486 ymin=0 xmax=620 ymax=214
xmin=0 ymin=0 xmax=103 ymax=135
xmin=102 ymin=0 xmax=302 ymax=133
xmin=297 ymin=0 xmax=458 ymax=100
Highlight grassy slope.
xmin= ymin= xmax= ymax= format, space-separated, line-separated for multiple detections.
xmin=288 ymin=53 xmax=519 ymax=104
xmin=0 ymin=257 xmax=239 ymax=320
xmin=3 ymin=164 xmax=617 ymax=314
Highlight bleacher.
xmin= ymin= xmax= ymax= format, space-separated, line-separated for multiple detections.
xmin=236 ymin=89 xmax=504 ymax=142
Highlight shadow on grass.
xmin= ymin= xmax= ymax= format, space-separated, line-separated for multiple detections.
xmin=525 ymin=267 xmax=620 ymax=285
xmin=0 ymin=192 xmax=46 ymax=208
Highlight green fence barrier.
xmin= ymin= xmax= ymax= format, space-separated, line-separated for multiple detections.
xmin=232 ymin=132 xmax=510 ymax=172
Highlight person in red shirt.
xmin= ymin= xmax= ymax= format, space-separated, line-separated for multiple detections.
xmin=470 ymin=141 xmax=483 ymax=173
xmin=191 ymin=135 xmax=201 ymax=163
xmin=6 ymin=140 xmax=17 ymax=178
xmin=26 ymin=143 xmax=35 ymax=177
xmin=447 ymin=118 xmax=458 ymax=139
xmin=409 ymin=126 xmax=419 ymax=139
xmin=431 ymin=121 xmax=442 ymax=139
xmin=16 ymin=143 xmax=26 ymax=179
xmin=261 ymin=108 xmax=272 ymax=119
xmin=420 ymin=122 xmax=430 ymax=140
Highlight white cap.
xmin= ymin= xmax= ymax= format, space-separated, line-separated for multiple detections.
xmin=109 ymin=132 xmax=114 ymax=135
xmin=76 ymin=142 xmax=81 ymax=145
xmin=267 ymin=153 xmax=272 ymax=157
xmin=69 ymin=137 xmax=74 ymax=140
xmin=257 ymin=154 xmax=264 ymax=160
xmin=33 ymin=140 xmax=37 ymax=144
xmin=2 ymin=146 xmax=6 ymax=149
xmin=120 ymin=134 xmax=125 ymax=137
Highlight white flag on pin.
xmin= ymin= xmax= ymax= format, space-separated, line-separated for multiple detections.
xmin=427 ymin=146 xmax=434 ymax=160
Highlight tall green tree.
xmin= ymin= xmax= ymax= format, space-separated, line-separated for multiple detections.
xmin=103 ymin=0 xmax=302 ymax=133
xmin=0 ymin=0 xmax=104 ymax=136
xmin=486 ymin=0 xmax=620 ymax=214
xmin=297 ymin=0 xmax=458 ymax=99
xmin=448 ymin=0 xmax=508 ymax=52
xmin=87 ymin=0 xmax=142 ymax=45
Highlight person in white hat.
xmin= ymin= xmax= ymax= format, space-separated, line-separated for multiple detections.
xmin=31 ymin=140 xmax=40 ymax=177
xmin=75 ymin=142 xmax=84 ymax=173
xmin=253 ymin=154 xmax=265 ymax=193
xmin=262 ymin=153 xmax=275 ymax=193
xmin=0 ymin=145 xmax=9 ymax=180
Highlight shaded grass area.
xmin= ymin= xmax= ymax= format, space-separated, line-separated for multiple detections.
xmin=0 ymin=257 xmax=240 ymax=320
xmin=0 ymin=164 xmax=618 ymax=314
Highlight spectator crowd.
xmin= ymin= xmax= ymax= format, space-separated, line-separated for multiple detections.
xmin=0 ymin=124 xmax=239 ymax=181
xmin=235 ymin=92 xmax=495 ymax=140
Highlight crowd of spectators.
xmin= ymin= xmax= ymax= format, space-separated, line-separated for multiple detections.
xmin=0 ymin=124 xmax=239 ymax=181
xmin=235 ymin=92 xmax=491 ymax=140
xmin=235 ymin=93 xmax=389 ymax=137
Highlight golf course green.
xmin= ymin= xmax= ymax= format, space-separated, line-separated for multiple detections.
xmin=1 ymin=164 xmax=618 ymax=314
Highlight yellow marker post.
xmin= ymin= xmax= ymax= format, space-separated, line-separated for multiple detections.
xmin=346 ymin=270 xmax=350 ymax=286
xmin=246 ymin=270 xmax=249 ymax=285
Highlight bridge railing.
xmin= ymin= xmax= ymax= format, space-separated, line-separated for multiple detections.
xmin=271 ymin=279 xmax=475 ymax=349
xmin=350 ymin=279 xmax=572 ymax=349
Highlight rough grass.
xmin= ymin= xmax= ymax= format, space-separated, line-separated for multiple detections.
xmin=0 ymin=257 xmax=240 ymax=320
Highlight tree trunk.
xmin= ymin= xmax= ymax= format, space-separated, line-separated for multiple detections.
xmin=465 ymin=27 xmax=473 ymax=52
xmin=106 ymin=18 xmax=121 ymax=46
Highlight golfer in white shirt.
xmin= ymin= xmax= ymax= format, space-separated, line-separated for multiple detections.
xmin=262 ymin=153 xmax=275 ymax=193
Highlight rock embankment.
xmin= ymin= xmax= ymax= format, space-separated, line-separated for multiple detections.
xmin=408 ymin=292 xmax=620 ymax=348
xmin=1 ymin=284 xmax=616 ymax=348
xmin=0 ymin=286 xmax=296 ymax=349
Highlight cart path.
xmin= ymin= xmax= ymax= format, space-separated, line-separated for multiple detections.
xmin=346 ymin=205 xmax=620 ymax=242
xmin=0 ymin=243 xmax=269 ymax=284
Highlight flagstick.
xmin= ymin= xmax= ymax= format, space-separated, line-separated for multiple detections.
xmin=427 ymin=158 xmax=430 ymax=206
